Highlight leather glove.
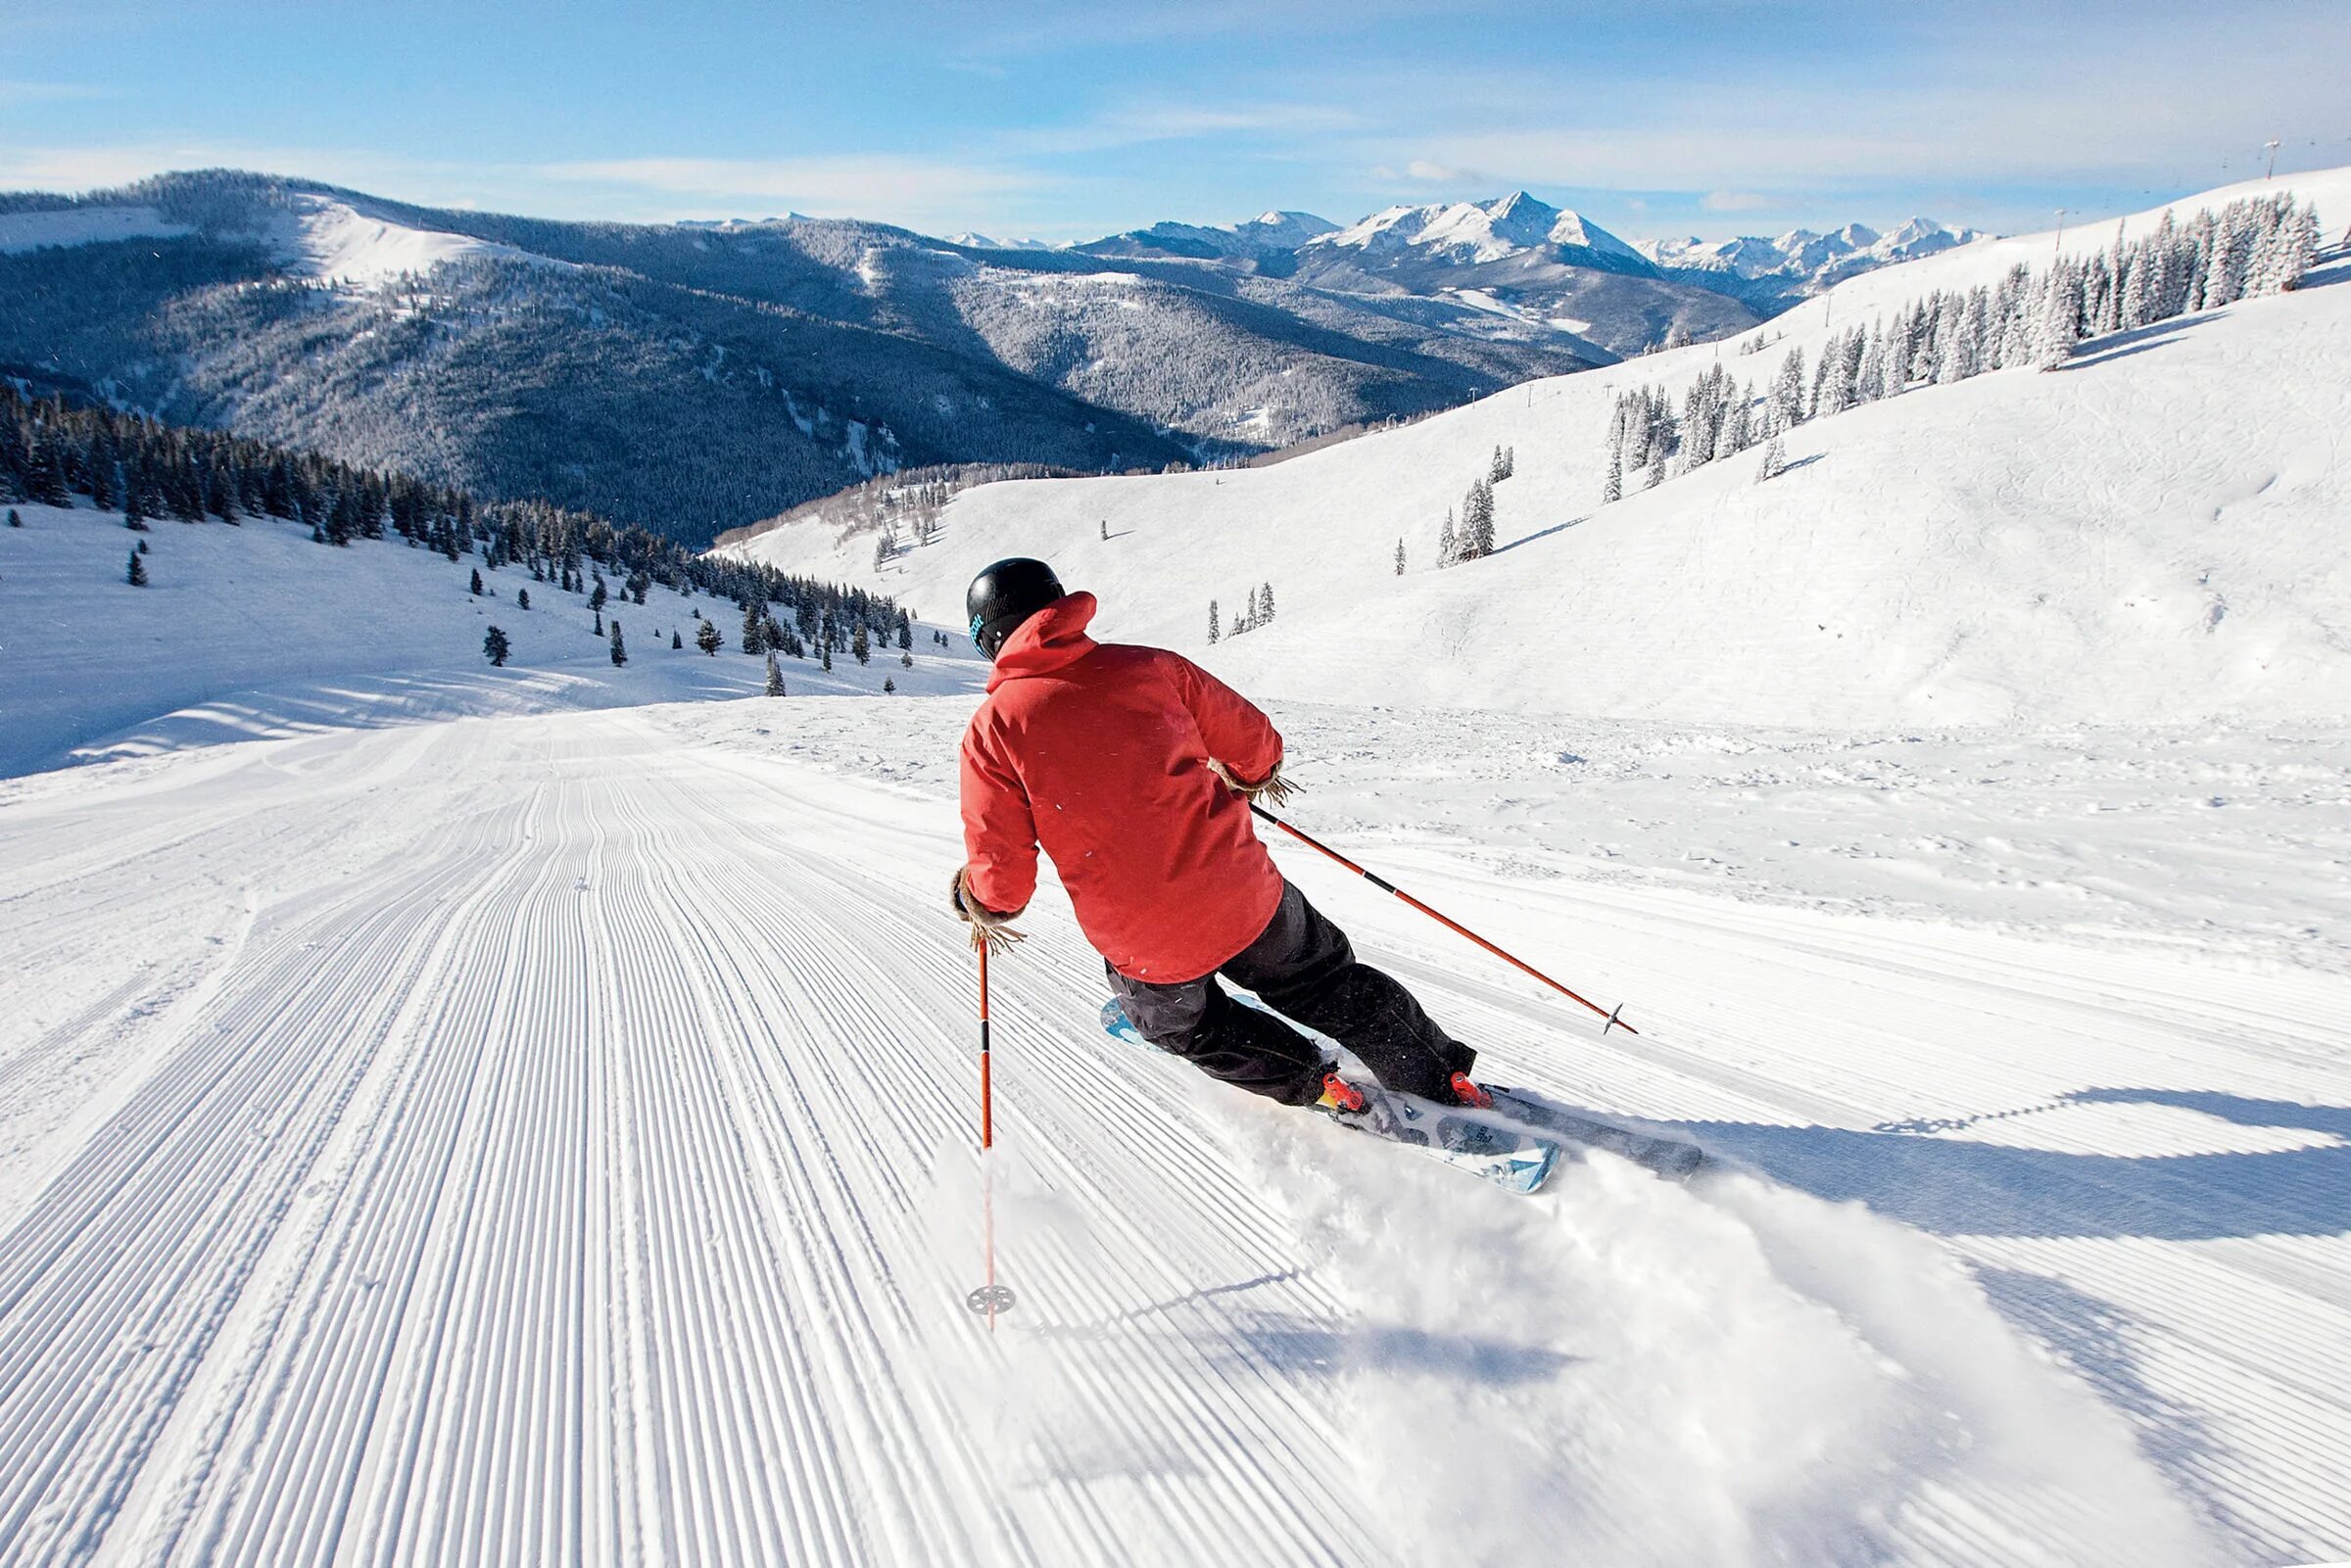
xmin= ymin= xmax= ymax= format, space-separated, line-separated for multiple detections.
xmin=950 ymin=867 xmax=1026 ymax=954
xmin=1208 ymin=758 xmax=1299 ymax=808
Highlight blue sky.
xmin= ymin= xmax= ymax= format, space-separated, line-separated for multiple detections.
xmin=2 ymin=0 xmax=2345 ymax=242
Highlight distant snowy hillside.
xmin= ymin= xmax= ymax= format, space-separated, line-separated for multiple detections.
xmin=729 ymin=167 xmax=2351 ymax=732
xmin=0 ymin=502 xmax=981 ymax=779
xmin=1076 ymin=210 xmax=1339 ymax=261
xmin=1308 ymin=192 xmax=1652 ymax=272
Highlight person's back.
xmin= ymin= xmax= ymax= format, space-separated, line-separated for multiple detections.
xmin=952 ymin=557 xmax=1485 ymax=1110
xmin=960 ymin=594 xmax=1281 ymax=981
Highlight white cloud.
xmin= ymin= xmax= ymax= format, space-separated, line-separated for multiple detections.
xmin=1703 ymin=190 xmax=1772 ymax=213
xmin=0 ymin=80 xmax=113 ymax=106
xmin=537 ymin=155 xmax=1040 ymax=229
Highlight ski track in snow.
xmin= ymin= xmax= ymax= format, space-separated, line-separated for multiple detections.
xmin=0 ymin=709 xmax=2342 ymax=1566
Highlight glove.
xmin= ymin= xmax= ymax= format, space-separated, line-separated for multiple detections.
xmin=1208 ymin=758 xmax=1299 ymax=808
xmin=950 ymin=867 xmax=1026 ymax=954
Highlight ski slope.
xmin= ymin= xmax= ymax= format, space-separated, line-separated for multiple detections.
xmin=0 ymin=501 xmax=984 ymax=780
xmin=0 ymin=692 xmax=2345 ymax=1566
xmin=729 ymin=166 xmax=2351 ymax=731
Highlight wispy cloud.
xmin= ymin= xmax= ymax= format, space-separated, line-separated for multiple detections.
xmin=0 ymin=80 xmax=115 ymax=107
xmin=1703 ymin=190 xmax=1772 ymax=213
xmin=537 ymin=155 xmax=1041 ymax=230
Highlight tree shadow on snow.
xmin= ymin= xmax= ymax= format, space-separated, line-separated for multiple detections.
xmin=2056 ymin=312 xmax=2205 ymax=371
xmin=1689 ymin=1087 xmax=2349 ymax=1242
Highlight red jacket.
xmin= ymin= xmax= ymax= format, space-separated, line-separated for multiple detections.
xmin=960 ymin=592 xmax=1285 ymax=983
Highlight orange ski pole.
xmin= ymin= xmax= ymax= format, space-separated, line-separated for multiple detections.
xmin=1249 ymin=802 xmax=1637 ymax=1036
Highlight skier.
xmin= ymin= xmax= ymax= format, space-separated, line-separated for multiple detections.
xmin=950 ymin=557 xmax=1490 ymax=1115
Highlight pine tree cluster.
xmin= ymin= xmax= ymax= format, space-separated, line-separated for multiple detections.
xmin=0 ymin=382 xmax=914 ymax=648
xmin=1598 ymin=191 xmax=2320 ymax=505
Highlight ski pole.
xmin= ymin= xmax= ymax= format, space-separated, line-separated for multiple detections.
xmin=966 ymin=937 xmax=1016 ymax=1327
xmin=1248 ymin=802 xmax=1637 ymax=1036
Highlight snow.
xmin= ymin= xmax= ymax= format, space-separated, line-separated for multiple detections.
xmin=0 ymin=502 xmax=982 ymax=779
xmin=734 ymin=165 xmax=2351 ymax=734
xmin=1311 ymin=192 xmax=1645 ymax=266
xmin=0 ymin=205 xmax=194 ymax=255
xmin=277 ymin=192 xmax=558 ymax=290
xmin=3 ymin=165 xmax=2350 ymax=1567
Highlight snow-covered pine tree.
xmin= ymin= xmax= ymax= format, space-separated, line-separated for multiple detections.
xmin=884 ymin=677 xmax=896 ymax=693
xmin=126 ymin=546 xmax=147 ymax=586
xmin=1603 ymin=446 xmax=1622 ymax=504
xmin=1260 ymin=582 xmax=1276 ymax=621
xmin=1394 ymin=537 xmax=1407 ymax=574
xmin=1755 ymin=436 xmax=1785 ymax=483
xmin=609 ymin=620 xmax=627 ymax=667
xmin=1437 ymin=506 xmax=1457 ymax=566
xmin=1772 ymin=349 xmax=1807 ymax=428
xmin=1208 ymin=599 xmax=1220 ymax=643
xmin=1646 ymin=454 xmax=1665 ymax=489
xmin=1244 ymin=585 xmax=1260 ymax=627
xmin=2120 ymin=252 xmax=2151 ymax=332
xmin=765 ymin=652 xmax=785 ymax=695
xmin=484 ymin=626 xmax=509 ymax=666
xmin=741 ymin=600 xmax=766 ymax=655
xmin=852 ymin=623 xmax=871 ymax=665
xmin=470 ymin=568 xmax=484 ymax=595
xmin=2033 ymin=262 xmax=2083 ymax=370
xmin=696 ymin=619 xmax=722 ymax=656
xmin=821 ymin=640 xmax=833 ymax=672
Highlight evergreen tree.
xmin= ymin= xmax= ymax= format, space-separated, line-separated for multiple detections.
xmin=5 ymin=508 xmax=18 ymax=528
xmin=484 ymin=626 xmax=509 ymax=666
xmin=2033 ymin=264 xmax=2083 ymax=371
xmin=821 ymin=640 xmax=833 ymax=672
xmin=742 ymin=599 xmax=767 ymax=656
xmin=1394 ymin=537 xmax=1407 ymax=575
xmin=1260 ymin=582 xmax=1276 ymax=621
xmin=1771 ymin=349 xmax=1808 ymax=428
xmin=884 ymin=677 xmax=896 ymax=694
xmin=1244 ymin=585 xmax=1260 ymax=626
xmin=594 ymin=609 xmax=603 ymax=636
xmin=673 ymin=629 xmax=684 ymax=649
xmin=517 ymin=588 xmax=531 ymax=609
xmin=696 ymin=618 xmax=722 ymax=656
xmin=1438 ymin=506 xmax=1457 ymax=567
xmin=589 ymin=574 xmax=608 ymax=613
xmin=1755 ymin=436 xmax=1785 ymax=483
xmin=470 ymin=568 xmax=484 ymax=595
xmin=765 ymin=652 xmax=785 ymax=695
xmin=1208 ymin=599 xmax=1220 ymax=643
xmin=126 ymin=546 xmax=147 ymax=586
xmin=852 ymin=622 xmax=871 ymax=665
xmin=900 ymin=649 xmax=913 ymax=668
xmin=896 ymin=611 xmax=912 ymax=650
xmin=1603 ymin=447 xmax=1622 ymax=504
xmin=609 ymin=620 xmax=627 ymax=666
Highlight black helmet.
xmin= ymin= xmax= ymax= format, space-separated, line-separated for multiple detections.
xmin=966 ymin=557 xmax=1065 ymax=658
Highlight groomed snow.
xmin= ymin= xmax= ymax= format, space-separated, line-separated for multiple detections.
xmin=279 ymin=192 xmax=560 ymax=290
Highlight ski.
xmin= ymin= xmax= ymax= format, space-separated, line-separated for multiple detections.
xmin=1479 ymin=1087 xmax=1708 ymax=1181
xmin=1100 ymin=998 xmax=1563 ymax=1195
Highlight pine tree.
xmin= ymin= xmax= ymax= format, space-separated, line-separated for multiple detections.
xmin=470 ymin=568 xmax=484 ymax=595
xmin=852 ymin=623 xmax=871 ymax=664
xmin=589 ymin=575 xmax=608 ymax=613
xmin=484 ymin=626 xmax=509 ymax=666
xmin=742 ymin=600 xmax=766 ymax=656
xmin=609 ymin=620 xmax=627 ymax=666
xmin=2033 ymin=264 xmax=2082 ymax=371
xmin=765 ymin=652 xmax=785 ymax=695
xmin=1244 ymin=585 xmax=1259 ymax=627
xmin=126 ymin=546 xmax=147 ymax=586
xmin=594 ymin=609 xmax=603 ymax=636
xmin=696 ymin=618 xmax=722 ymax=656
xmin=124 ymin=495 xmax=146 ymax=532
xmin=821 ymin=641 xmax=833 ymax=672
xmin=5 ymin=508 xmax=18 ymax=528
xmin=1394 ymin=537 xmax=1407 ymax=575
xmin=1260 ymin=582 xmax=1276 ymax=621
xmin=1603 ymin=447 xmax=1622 ymax=504
xmin=1438 ymin=506 xmax=1457 ymax=567
xmin=896 ymin=611 xmax=912 ymax=650
xmin=672 ymin=629 xmax=684 ymax=649
xmin=884 ymin=677 xmax=896 ymax=693
xmin=518 ymin=588 xmax=531 ymax=609
xmin=1208 ymin=599 xmax=1220 ymax=643
xmin=900 ymin=649 xmax=913 ymax=668
xmin=1755 ymin=436 xmax=1785 ymax=483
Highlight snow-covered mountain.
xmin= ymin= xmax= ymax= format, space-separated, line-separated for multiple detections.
xmin=1076 ymin=209 xmax=1339 ymax=261
xmin=732 ymin=166 xmax=2351 ymax=733
xmin=1305 ymin=191 xmax=1652 ymax=273
xmin=1640 ymin=216 xmax=1984 ymax=301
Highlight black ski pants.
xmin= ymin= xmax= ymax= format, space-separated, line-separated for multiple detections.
xmin=1108 ymin=879 xmax=1474 ymax=1106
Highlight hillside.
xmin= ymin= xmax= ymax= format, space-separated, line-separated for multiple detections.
xmin=0 ymin=500 xmax=982 ymax=779
xmin=731 ymin=167 xmax=2351 ymax=732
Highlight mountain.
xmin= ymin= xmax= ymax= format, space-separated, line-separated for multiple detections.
xmin=1639 ymin=217 xmax=1984 ymax=308
xmin=1075 ymin=210 xmax=1340 ymax=262
xmin=729 ymin=166 xmax=2350 ymax=732
xmin=0 ymin=173 xmax=1621 ymax=546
